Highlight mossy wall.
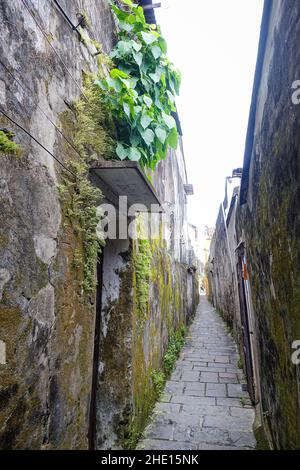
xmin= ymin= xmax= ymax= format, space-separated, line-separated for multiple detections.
xmin=236 ymin=0 xmax=300 ymax=449
xmin=208 ymin=203 xmax=239 ymax=330
xmin=0 ymin=0 xmax=116 ymax=449
xmin=96 ymin=213 xmax=199 ymax=450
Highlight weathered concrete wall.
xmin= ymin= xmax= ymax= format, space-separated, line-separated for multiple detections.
xmin=0 ymin=0 xmax=115 ymax=449
xmin=208 ymin=182 xmax=240 ymax=331
xmin=237 ymin=0 xmax=300 ymax=449
xmin=96 ymin=141 xmax=199 ymax=449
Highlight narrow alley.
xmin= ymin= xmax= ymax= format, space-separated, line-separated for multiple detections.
xmin=139 ymin=297 xmax=256 ymax=450
xmin=2 ymin=0 xmax=300 ymax=456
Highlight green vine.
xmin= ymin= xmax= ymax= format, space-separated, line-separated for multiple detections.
xmin=0 ymin=129 xmax=21 ymax=156
xmin=59 ymin=75 xmax=114 ymax=293
xmin=95 ymin=0 xmax=181 ymax=169
xmin=58 ymin=161 xmax=104 ymax=294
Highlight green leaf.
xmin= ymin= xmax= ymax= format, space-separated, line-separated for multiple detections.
xmin=134 ymin=105 xmax=142 ymax=114
xmin=117 ymin=40 xmax=132 ymax=56
xmin=155 ymin=127 xmax=167 ymax=144
xmin=151 ymin=45 xmax=162 ymax=59
xmin=162 ymin=112 xmax=176 ymax=129
xmin=123 ymin=102 xmax=131 ymax=118
xmin=130 ymin=133 xmax=141 ymax=146
xmin=173 ymin=70 xmax=181 ymax=94
xmin=149 ymin=70 xmax=161 ymax=83
xmin=133 ymin=51 xmax=143 ymax=67
xmin=119 ymin=21 xmax=134 ymax=32
xmin=167 ymin=127 xmax=178 ymax=149
xmin=141 ymin=31 xmax=157 ymax=45
xmin=136 ymin=6 xmax=146 ymax=24
xmin=140 ymin=112 xmax=152 ymax=129
xmin=110 ymin=68 xmax=128 ymax=79
xmin=128 ymin=147 xmax=141 ymax=161
xmin=111 ymin=5 xmax=130 ymax=22
xmin=119 ymin=77 xmax=133 ymax=89
xmin=166 ymin=90 xmax=175 ymax=103
xmin=158 ymin=37 xmax=167 ymax=53
xmin=106 ymin=76 xmax=122 ymax=92
xmin=120 ymin=0 xmax=133 ymax=6
xmin=143 ymin=95 xmax=152 ymax=108
xmin=116 ymin=142 xmax=128 ymax=160
xmin=141 ymin=128 xmax=155 ymax=145
xmin=131 ymin=40 xmax=142 ymax=52
xmin=155 ymin=98 xmax=164 ymax=111
xmin=141 ymin=77 xmax=151 ymax=92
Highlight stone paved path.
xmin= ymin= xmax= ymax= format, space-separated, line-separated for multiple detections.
xmin=138 ymin=297 xmax=256 ymax=450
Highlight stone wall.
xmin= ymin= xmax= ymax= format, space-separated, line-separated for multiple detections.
xmin=237 ymin=0 xmax=300 ymax=449
xmin=209 ymin=0 xmax=300 ymax=449
xmin=0 ymin=0 xmax=116 ymax=449
xmin=0 ymin=0 xmax=199 ymax=449
xmin=208 ymin=180 xmax=240 ymax=332
xmin=96 ymin=141 xmax=199 ymax=449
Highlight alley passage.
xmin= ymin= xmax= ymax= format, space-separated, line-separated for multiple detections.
xmin=138 ymin=297 xmax=256 ymax=450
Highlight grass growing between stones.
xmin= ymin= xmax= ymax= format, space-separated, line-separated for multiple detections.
xmin=152 ymin=325 xmax=187 ymax=398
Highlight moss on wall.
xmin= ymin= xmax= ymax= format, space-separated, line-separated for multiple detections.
xmin=58 ymin=73 xmax=115 ymax=294
xmin=118 ymin=217 xmax=198 ymax=449
xmin=237 ymin=4 xmax=300 ymax=446
xmin=0 ymin=130 xmax=21 ymax=156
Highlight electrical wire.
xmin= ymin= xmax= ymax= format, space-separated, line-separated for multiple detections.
xmin=51 ymin=0 xmax=82 ymax=35
xmin=0 ymin=60 xmax=81 ymax=160
xmin=20 ymin=0 xmax=88 ymax=102
xmin=0 ymin=107 xmax=76 ymax=178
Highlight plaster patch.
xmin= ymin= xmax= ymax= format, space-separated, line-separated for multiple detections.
xmin=23 ymin=8 xmax=46 ymax=53
xmin=0 ymin=80 xmax=6 ymax=105
xmin=34 ymin=233 xmax=57 ymax=264
xmin=0 ymin=340 xmax=6 ymax=365
xmin=0 ymin=178 xmax=12 ymax=205
xmin=102 ymin=303 xmax=114 ymax=339
xmin=28 ymin=283 xmax=55 ymax=326
xmin=0 ymin=268 xmax=11 ymax=300
xmin=29 ymin=81 xmax=57 ymax=180
xmin=98 ymin=361 xmax=105 ymax=374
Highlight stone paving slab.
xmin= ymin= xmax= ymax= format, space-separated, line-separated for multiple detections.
xmin=138 ymin=297 xmax=256 ymax=450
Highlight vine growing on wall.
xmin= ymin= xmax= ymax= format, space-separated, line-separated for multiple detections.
xmin=95 ymin=0 xmax=181 ymax=169
xmin=59 ymin=75 xmax=115 ymax=293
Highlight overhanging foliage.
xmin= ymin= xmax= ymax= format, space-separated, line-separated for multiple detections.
xmin=95 ymin=0 xmax=181 ymax=170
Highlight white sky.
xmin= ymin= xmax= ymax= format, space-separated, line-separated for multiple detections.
xmin=155 ymin=0 xmax=264 ymax=257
